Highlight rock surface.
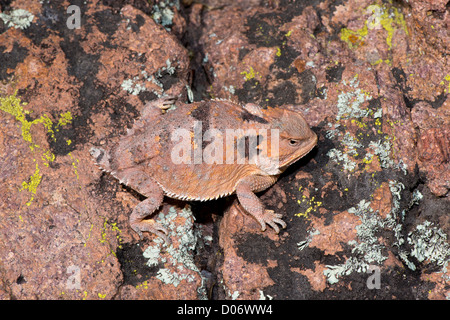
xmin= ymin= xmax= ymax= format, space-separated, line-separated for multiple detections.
xmin=0 ymin=0 xmax=448 ymax=299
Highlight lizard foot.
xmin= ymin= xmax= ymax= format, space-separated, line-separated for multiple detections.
xmin=153 ymin=95 xmax=177 ymax=111
xmin=254 ymin=209 xmax=287 ymax=234
xmin=141 ymin=96 xmax=177 ymax=120
xmin=131 ymin=219 xmax=169 ymax=243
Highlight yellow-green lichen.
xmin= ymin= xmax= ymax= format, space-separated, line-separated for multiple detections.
xmin=295 ymin=195 xmax=322 ymax=220
xmin=20 ymin=162 xmax=42 ymax=206
xmin=240 ymin=66 xmax=257 ymax=81
xmin=1 ymin=90 xmax=75 ymax=205
xmin=83 ymin=224 xmax=94 ymax=247
xmin=340 ymin=3 xmax=408 ymax=50
xmin=442 ymin=74 xmax=450 ymax=93
xmin=136 ymin=280 xmax=149 ymax=290
xmin=1 ymin=91 xmax=74 ymax=148
xmin=99 ymin=217 xmax=122 ymax=248
xmin=370 ymin=58 xmax=391 ymax=66
xmin=340 ymin=22 xmax=369 ymax=49
xmin=68 ymin=152 xmax=80 ymax=180
xmin=42 ymin=149 xmax=55 ymax=167
xmin=351 ymin=118 xmax=368 ymax=129
xmin=276 ymin=47 xmax=282 ymax=57
xmin=57 ymin=111 xmax=73 ymax=127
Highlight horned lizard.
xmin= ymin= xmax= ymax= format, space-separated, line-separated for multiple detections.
xmin=90 ymin=97 xmax=317 ymax=241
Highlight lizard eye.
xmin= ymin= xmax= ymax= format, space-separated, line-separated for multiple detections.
xmin=289 ymin=139 xmax=300 ymax=146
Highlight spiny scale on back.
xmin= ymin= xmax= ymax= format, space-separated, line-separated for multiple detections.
xmin=90 ymin=97 xmax=317 ymax=241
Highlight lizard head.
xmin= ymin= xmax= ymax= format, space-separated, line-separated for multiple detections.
xmin=257 ymin=107 xmax=317 ymax=174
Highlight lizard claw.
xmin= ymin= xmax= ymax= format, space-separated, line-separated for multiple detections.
xmin=256 ymin=210 xmax=287 ymax=234
xmin=131 ymin=219 xmax=170 ymax=243
xmin=155 ymin=95 xmax=177 ymax=111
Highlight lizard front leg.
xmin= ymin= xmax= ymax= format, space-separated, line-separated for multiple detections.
xmin=235 ymin=175 xmax=286 ymax=233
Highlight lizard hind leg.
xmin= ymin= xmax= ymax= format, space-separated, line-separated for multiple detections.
xmin=130 ymin=195 xmax=168 ymax=242
xmin=116 ymin=169 xmax=168 ymax=242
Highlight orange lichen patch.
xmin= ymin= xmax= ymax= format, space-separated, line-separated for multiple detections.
xmin=293 ymin=57 xmax=306 ymax=73
xmin=267 ymin=259 xmax=278 ymax=268
xmin=295 ymin=170 xmax=314 ymax=181
xmin=370 ymin=182 xmax=393 ymax=219
xmin=422 ymin=271 xmax=450 ymax=300
xmin=309 ymin=212 xmax=360 ymax=255
xmin=14 ymin=55 xmax=49 ymax=84
xmin=0 ymin=28 xmax=33 ymax=52
xmin=240 ymin=47 xmax=277 ymax=82
xmin=10 ymin=0 xmax=43 ymax=16
xmin=362 ymin=147 xmax=383 ymax=172
xmin=294 ymin=261 xmax=328 ymax=292
xmin=383 ymin=251 xmax=404 ymax=269
xmin=320 ymin=181 xmax=342 ymax=199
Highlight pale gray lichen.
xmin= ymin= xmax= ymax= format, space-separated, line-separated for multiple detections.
xmin=369 ymin=139 xmax=395 ymax=169
xmin=323 ymin=178 xmax=449 ymax=284
xmin=323 ymin=75 xmax=446 ymax=284
xmin=258 ymin=290 xmax=273 ymax=300
xmin=341 ymin=132 xmax=363 ymax=155
xmin=156 ymin=59 xmax=176 ymax=77
xmin=325 ymin=123 xmax=340 ymax=140
xmin=335 ymin=76 xmax=372 ymax=121
xmin=326 ymin=75 xmax=397 ymax=174
xmin=388 ymin=180 xmax=405 ymax=220
xmin=223 ymin=85 xmax=235 ymax=95
xmin=0 ymin=9 xmax=34 ymax=30
xmin=324 ymin=196 xmax=401 ymax=284
xmin=320 ymin=86 xmax=328 ymax=100
xmin=407 ymin=221 xmax=450 ymax=274
xmin=142 ymin=206 xmax=207 ymax=297
xmin=324 ymin=199 xmax=385 ymax=284
xmin=152 ymin=0 xmax=179 ymax=31
xmin=373 ymin=107 xmax=383 ymax=118
xmin=202 ymin=53 xmax=209 ymax=64
xmin=327 ymin=148 xmax=357 ymax=171
xmin=348 ymin=200 xmax=389 ymax=263
xmin=410 ymin=189 xmax=423 ymax=207
xmin=121 ymin=59 xmax=177 ymax=98
xmin=297 ymin=228 xmax=320 ymax=251
xmin=324 ymin=256 xmax=370 ymax=285
xmin=121 ymin=77 xmax=147 ymax=95
xmin=142 ymin=243 xmax=166 ymax=267
xmin=326 ymin=76 xmax=376 ymax=171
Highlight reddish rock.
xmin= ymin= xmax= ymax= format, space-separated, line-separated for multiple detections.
xmin=0 ymin=0 xmax=191 ymax=300
xmin=218 ymin=204 xmax=277 ymax=300
xmin=417 ymin=128 xmax=450 ymax=196
xmin=1 ymin=0 xmax=448 ymax=300
xmin=412 ymin=102 xmax=450 ymax=196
